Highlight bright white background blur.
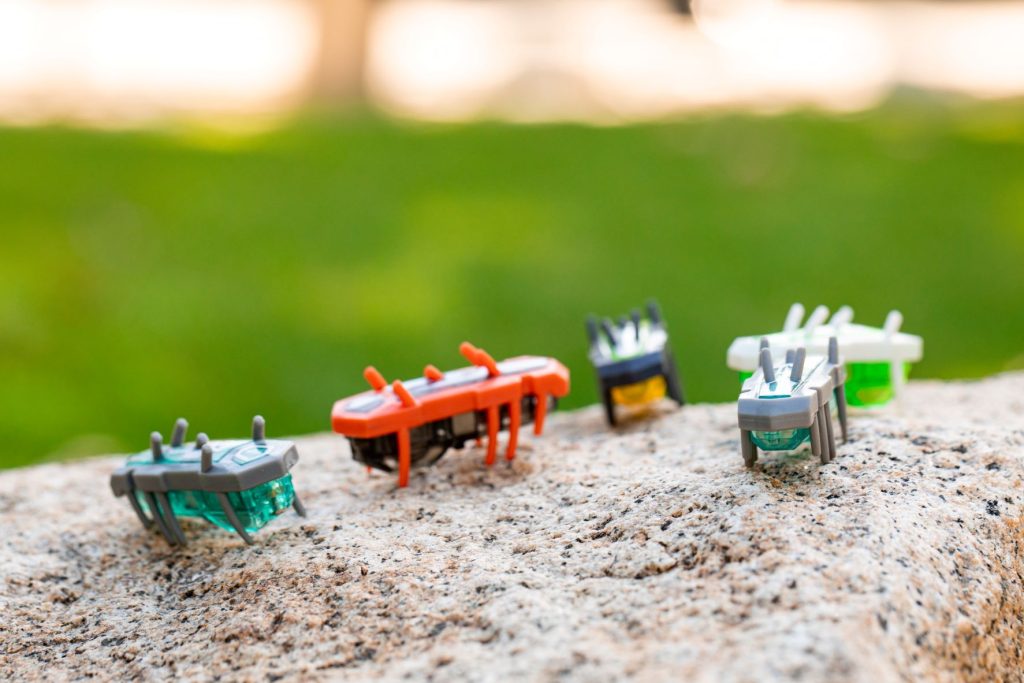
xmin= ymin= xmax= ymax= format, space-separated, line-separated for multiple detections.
xmin=2 ymin=0 xmax=1024 ymax=124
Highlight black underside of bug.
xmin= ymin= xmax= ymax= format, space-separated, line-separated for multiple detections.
xmin=348 ymin=396 xmax=554 ymax=473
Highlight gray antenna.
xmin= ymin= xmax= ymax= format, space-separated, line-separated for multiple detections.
xmin=646 ymin=299 xmax=663 ymax=326
xmin=785 ymin=349 xmax=795 ymax=364
xmin=759 ymin=336 xmax=770 ymax=351
xmin=630 ymin=309 xmax=642 ymax=341
xmin=759 ymin=348 xmax=776 ymax=383
xmin=828 ymin=336 xmax=839 ymax=364
xmin=195 ymin=432 xmax=209 ymax=449
xmin=200 ymin=443 xmax=214 ymax=473
xmin=585 ymin=315 xmax=599 ymax=346
xmin=170 ymin=418 xmax=188 ymax=448
xmin=252 ymin=415 xmax=266 ymax=442
xmin=790 ymin=348 xmax=806 ymax=382
xmin=150 ymin=432 xmax=163 ymax=460
xmin=600 ymin=318 xmax=620 ymax=346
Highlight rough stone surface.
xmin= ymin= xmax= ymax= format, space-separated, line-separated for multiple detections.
xmin=2 ymin=374 xmax=1024 ymax=682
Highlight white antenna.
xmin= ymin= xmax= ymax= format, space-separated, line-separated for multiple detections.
xmin=883 ymin=310 xmax=903 ymax=338
xmin=803 ymin=305 xmax=830 ymax=335
xmin=829 ymin=306 xmax=854 ymax=329
xmin=782 ymin=303 xmax=804 ymax=332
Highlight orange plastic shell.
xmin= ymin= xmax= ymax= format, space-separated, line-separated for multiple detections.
xmin=332 ymin=343 xmax=570 ymax=487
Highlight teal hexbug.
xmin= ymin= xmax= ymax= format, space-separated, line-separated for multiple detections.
xmin=110 ymin=416 xmax=306 ymax=546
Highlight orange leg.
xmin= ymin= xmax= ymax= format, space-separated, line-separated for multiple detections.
xmin=506 ymin=400 xmax=520 ymax=461
xmin=533 ymin=394 xmax=547 ymax=435
xmin=397 ymin=428 xmax=411 ymax=488
xmin=486 ymin=405 xmax=499 ymax=466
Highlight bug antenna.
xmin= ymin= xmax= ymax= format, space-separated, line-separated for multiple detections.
xmin=785 ymin=349 xmax=795 ymax=364
xmin=201 ymin=443 xmax=214 ymax=473
xmin=195 ymin=432 xmax=209 ymax=449
xmin=883 ymin=310 xmax=903 ymax=338
xmin=783 ymin=303 xmax=804 ymax=332
xmin=790 ymin=348 xmax=806 ymax=382
xmin=760 ymin=348 xmax=776 ymax=383
xmin=150 ymin=432 xmax=163 ymax=460
xmin=630 ymin=309 xmax=642 ymax=341
xmin=600 ymin=318 xmax=620 ymax=346
xmin=585 ymin=315 xmax=599 ymax=346
xmin=828 ymin=336 xmax=839 ymax=365
xmin=646 ymin=299 xmax=663 ymax=326
xmin=252 ymin=415 xmax=266 ymax=442
xmin=170 ymin=418 xmax=188 ymax=448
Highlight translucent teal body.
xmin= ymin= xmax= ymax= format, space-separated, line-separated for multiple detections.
xmin=128 ymin=441 xmax=295 ymax=534
xmin=749 ymin=396 xmax=838 ymax=452
xmin=135 ymin=476 xmax=295 ymax=533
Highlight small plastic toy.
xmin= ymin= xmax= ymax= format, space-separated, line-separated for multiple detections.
xmin=110 ymin=416 xmax=305 ymax=546
xmin=331 ymin=342 xmax=570 ymax=487
xmin=737 ymin=337 xmax=848 ymax=467
xmin=727 ymin=303 xmax=922 ymax=407
xmin=585 ymin=300 xmax=684 ymax=426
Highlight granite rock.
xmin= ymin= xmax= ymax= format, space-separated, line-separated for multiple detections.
xmin=2 ymin=374 xmax=1023 ymax=682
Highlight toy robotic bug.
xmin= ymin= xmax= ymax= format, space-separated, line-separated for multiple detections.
xmin=586 ymin=300 xmax=684 ymax=426
xmin=331 ymin=342 xmax=570 ymax=487
xmin=727 ymin=303 xmax=922 ymax=407
xmin=110 ymin=416 xmax=305 ymax=546
xmin=737 ymin=337 xmax=849 ymax=467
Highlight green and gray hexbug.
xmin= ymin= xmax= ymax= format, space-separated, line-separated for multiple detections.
xmin=737 ymin=337 xmax=849 ymax=467
xmin=110 ymin=416 xmax=306 ymax=546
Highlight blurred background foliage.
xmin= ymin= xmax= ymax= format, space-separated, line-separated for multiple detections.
xmin=2 ymin=96 xmax=1024 ymax=468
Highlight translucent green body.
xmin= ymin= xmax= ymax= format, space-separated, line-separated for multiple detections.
xmin=136 ymin=474 xmax=295 ymax=533
xmin=845 ymin=362 xmax=910 ymax=407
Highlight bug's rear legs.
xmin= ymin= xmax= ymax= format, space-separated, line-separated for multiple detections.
xmin=216 ymin=492 xmax=254 ymax=545
xmin=144 ymin=492 xmax=177 ymax=546
xmin=127 ymin=492 xmax=154 ymax=530
xmin=823 ymin=404 xmax=837 ymax=462
xmin=397 ymin=428 xmax=411 ymax=488
xmin=155 ymin=491 xmax=188 ymax=546
xmin=506 ymin=399 xmax=521 ymax=461
xmin=485 ymin=406 xmax=499 ymax=466
xmin=835 ymin=386 xmax=849 ymax=442
xmin=534 ymin=394 xmax=548 ymax=435
xmin=810 ymin=414 xmax=824 ymax=463
xmin=601 ymin=385 xmax=616 ymax=426
xmin=740 ymin=429 xmax=757 ymax=467
xmin=292 ymin=492 xmax=307 ymax=517
xmin=665 ymin=352 xmax=685 ymax=406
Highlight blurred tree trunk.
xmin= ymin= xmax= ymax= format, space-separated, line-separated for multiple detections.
xmin=304 ymin=0 xmax=373 ymax=107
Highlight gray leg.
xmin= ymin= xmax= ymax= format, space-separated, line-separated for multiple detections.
xmin=810 ymin=416 xmax=822 ymax=462
xmin=835 ymin=387 xmax=849 ymax=442
xmin=144 ymin=492 xmax=177 ymax=546
xmin=155 ymin=492 xmax=187 ymax=546
xmin=823 ymin=405 xmax=837 ymax=462
xmin=292 ymin=491 xmax=307 ymax=517
xmin=741 ymin=430 xmax=757 ymax=468
xmin=216 ymin=493 xmax=254 ymax=545
xmin=127 ymin=493 xmax=154 ymax=530
xmin=817 ymin=408 xmax=831 ymax=464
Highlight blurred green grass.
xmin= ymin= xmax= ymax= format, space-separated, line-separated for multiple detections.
xmin=2 ymin=99 xmax=1023 ymax=468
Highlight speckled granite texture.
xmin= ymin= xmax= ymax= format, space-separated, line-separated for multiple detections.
xmin=2 ymin=374 xmax=1023 ymax=682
